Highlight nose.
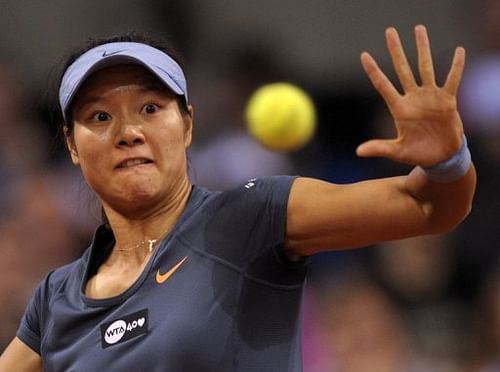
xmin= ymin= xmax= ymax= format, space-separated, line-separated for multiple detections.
xmin=115 ymin=121 xmax=146 ymax=147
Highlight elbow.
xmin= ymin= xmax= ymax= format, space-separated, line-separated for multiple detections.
xmin=426 ymin=168 xmax=476 ymax=235
xmin=436 ymin=210 xmax=471 ymax=235
xmin=428 ymin=195 xmax=474 ymax=235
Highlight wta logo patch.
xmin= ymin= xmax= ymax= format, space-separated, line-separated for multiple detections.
xmin=100 ymin=309 xmax=148 ymax=348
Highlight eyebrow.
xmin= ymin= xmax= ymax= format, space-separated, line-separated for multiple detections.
xmin=139 ymin=81 xmax=175 ymax=96
xmin=76 ymin=95 xmax=101 ymax=107
xmin=75 ymin=80 xmax=173 ymax=109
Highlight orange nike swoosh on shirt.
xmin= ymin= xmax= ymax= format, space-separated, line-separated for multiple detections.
xmin=156 ymin=256 xmax=188 ymax=284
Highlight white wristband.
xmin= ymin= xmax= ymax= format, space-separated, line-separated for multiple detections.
xmin=422 ymin=135 xmax=471 ymax=183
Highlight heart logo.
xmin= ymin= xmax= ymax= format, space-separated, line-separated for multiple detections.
xmin=138 ymin=317 xmax=145 ymax=327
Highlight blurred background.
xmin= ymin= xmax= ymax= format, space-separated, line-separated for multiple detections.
xmin=0 ymin=0 xmax=499 ymax=370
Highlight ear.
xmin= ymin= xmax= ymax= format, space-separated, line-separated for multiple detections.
xmin=64 ymin=126 xmax=80 ymax=165
xmin=183 ymin=105 xmax=194 ymax=148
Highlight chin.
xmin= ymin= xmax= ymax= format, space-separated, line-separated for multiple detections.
xmin=102 ymin=184 xmax=165 ymax=216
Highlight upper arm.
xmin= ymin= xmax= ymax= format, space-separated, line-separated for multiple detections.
xmin=0 ymin=337 xmax=42 ymax=372
xmin=286 ymin=169 xmax=475 ymax=255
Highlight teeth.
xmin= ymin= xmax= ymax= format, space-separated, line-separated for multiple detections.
xmin=120 ymin=159 xmax=149 ymax=168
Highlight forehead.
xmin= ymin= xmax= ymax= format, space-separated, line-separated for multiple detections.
xmin=75 ymin=64 xmax=171 ymax=99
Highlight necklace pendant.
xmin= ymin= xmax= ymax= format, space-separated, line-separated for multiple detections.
xmin=148 ymin=239 xmax=157 ymax=252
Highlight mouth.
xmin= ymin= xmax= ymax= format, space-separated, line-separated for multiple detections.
xmin=116 ymin=158 xmax=153 ymax=169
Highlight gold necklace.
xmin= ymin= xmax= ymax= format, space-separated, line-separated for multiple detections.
xmin=116 ymin=232 xmax=167 ymax=253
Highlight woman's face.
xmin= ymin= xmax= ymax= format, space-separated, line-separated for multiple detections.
xmin=66 ymin=64 xmax=193 ymax=217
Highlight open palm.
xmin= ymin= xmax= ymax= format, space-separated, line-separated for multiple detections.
xmin=357 ymin=25 xmax=466 ymax=168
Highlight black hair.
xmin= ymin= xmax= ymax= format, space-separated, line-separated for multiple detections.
xmin=54 ymin=31 xmax=189 ymax=135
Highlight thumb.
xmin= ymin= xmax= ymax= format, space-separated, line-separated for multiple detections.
xmin=356 ymin=139 xmax=396 ymax=159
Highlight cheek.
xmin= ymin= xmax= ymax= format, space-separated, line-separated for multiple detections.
xmin=73 ymin=129 xmax=109 ymax=179
xmin=79 ymin=154 xmax=108 ymax=193
xmin=156 ymin=141 xmax=187 ymax=176
xmin=154 ymin=124 xmax=188 ymax=157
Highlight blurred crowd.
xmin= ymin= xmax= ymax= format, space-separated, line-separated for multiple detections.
xmin=1 ymin=1 xmax=500 ymax=371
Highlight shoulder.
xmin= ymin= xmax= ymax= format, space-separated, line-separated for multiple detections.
xmin=189 ymin=176 xmax=296 ymax=216
xmin=35 ymin=249 xmax=89 ymax=300
xmin=191 ymin=176 xmax=297 ymax=240
xmin=232 ymin=175 xmax=297 ymax=193
xmin=210 ymin=175 xmax=297 ymax=204
xmin=16 ymin=249 xmax=89 ymax=348
xmin=180 ymin=176 xmax=298 ymax=242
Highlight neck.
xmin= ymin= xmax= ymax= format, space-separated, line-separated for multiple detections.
xmin=103 ymin=180 xmax=192 ymax=264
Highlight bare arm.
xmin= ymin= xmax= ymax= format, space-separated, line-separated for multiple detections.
xmin=287 ymin=167 xmax=475 ymax=255
xmin=286 ymin=25 xmax=476 ymax=256
xmin=0 ymin=338 xmax=42 ymax=372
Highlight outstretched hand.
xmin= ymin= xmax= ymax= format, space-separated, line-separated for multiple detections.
xmin=356 ymin=25 xmax=466 ymax=168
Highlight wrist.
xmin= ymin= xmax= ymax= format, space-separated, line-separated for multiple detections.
xmin=421 ymin=135 xmax=471 ymax=183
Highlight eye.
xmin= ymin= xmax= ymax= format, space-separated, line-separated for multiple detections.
xmin=143 ymin=103 xmax=158 ymax=114
xmin=94 ymin=112 xmax=111 ymax=122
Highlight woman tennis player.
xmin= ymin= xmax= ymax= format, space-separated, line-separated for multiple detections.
xmin=0 ymin=25 xmax=475 ymax=371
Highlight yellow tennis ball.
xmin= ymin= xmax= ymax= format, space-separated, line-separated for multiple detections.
xmin=245 ymin=82 xmax=316 ymax=151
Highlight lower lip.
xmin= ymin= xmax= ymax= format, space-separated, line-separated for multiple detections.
xmin=116 ymin=162 xmax=154 ymax=171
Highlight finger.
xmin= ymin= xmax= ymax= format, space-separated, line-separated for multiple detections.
xmin=360 ymin=52 xmax=400 ymax=106
xmin=415 ymin=24 xmax=436 ymax=86
xmin=386 ymin=27 xmax=418 ymax=92
xmin=356 ymin=138 xmax=398 ymax=160
xmin=444 ymin=46 xmax=466 ymax=96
